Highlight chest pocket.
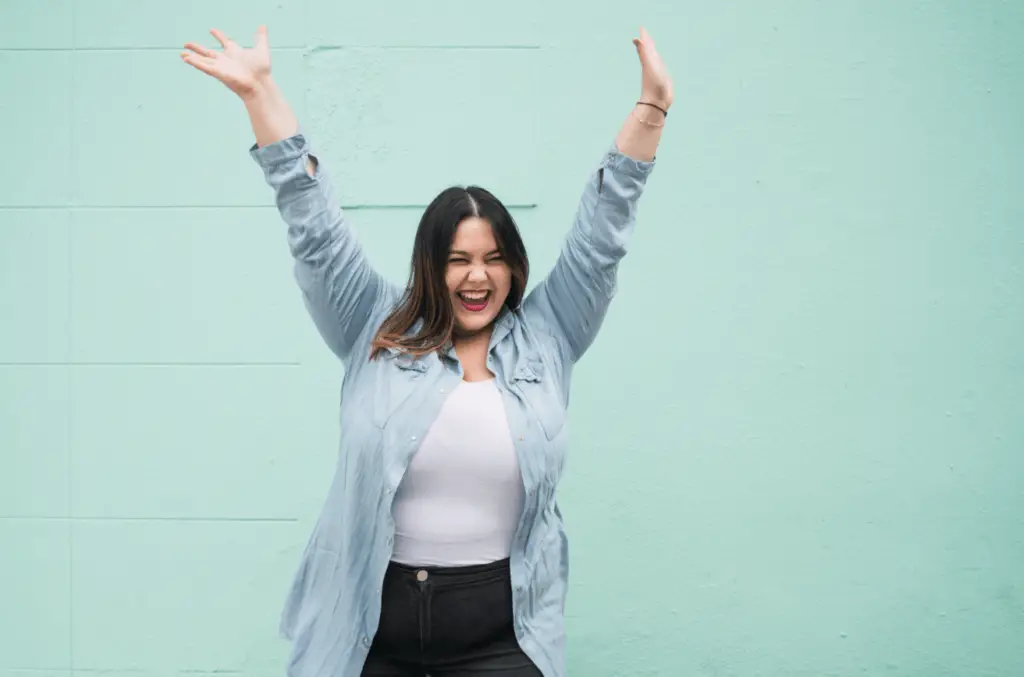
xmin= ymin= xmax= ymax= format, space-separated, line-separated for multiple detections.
xmin=372 ymin=352 xmax=429 ymax=429
xmin=510 ymin=357 xmax=566 ymax=441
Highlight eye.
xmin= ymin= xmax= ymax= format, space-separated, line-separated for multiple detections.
xmin=448 ymin=256 xmax=468 ymax=264
xmin=487 ymin=254 xmax=505 ymax=263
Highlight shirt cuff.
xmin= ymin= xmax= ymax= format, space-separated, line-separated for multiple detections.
xmin=249 ymin=131 xmax=309 ymax=168
xmin=604 ymin=144 xmax=656 ymax=179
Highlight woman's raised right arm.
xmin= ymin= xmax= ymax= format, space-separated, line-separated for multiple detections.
xmin=183 ymin=27 xmax=392 ymax=363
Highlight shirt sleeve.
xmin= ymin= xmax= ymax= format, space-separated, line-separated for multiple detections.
xmin=523 ymin=144 xmax=656 ymax=364
xmin=251 ymin=132 xmax=396 ymax=363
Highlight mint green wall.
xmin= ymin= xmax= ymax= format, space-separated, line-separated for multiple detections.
xmin=2 ymin=1 xmax=1022 ymax=675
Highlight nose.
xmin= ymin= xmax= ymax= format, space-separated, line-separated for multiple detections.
xmin=467 ymin=264 xmax=488 ymax=283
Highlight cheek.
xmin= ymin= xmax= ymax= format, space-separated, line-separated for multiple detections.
xmin=445 ymin=268 xmax=460 ymax=295
xmin=494 ymin=266 xmax=513 ymax=299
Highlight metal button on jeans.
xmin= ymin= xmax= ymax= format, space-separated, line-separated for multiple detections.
xmin=416 ymin=569 xmax=429 ymax=582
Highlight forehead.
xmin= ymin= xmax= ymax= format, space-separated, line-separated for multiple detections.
xmin=450 ymin=216 xmax=497 ymax=251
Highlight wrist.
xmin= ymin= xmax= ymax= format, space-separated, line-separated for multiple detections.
xmin=639 ymin=93 xmax=671 ymax=113
xmin=638 ymin=96 xmax=671 ymax=111
xmin=239 ymin=74 xmax=277 ymax=104
xmin=636 ymin=100 xmax=669 ymax=120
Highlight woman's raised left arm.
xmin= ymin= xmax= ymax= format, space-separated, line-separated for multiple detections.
xmin=524 ymin=27 xmax=673 ymax=364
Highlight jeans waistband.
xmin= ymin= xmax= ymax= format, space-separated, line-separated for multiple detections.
xmin=387 ymin=557 xmax=511 ymax=585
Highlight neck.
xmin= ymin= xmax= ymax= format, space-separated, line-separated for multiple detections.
xmin=452 ymin=323 xmax=493 ymax=351
xmin=452 ymin=323 xmax=495 ymax=381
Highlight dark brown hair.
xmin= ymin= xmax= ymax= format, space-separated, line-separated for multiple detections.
xmin=370 ymin=185 xmax=529 ymax=359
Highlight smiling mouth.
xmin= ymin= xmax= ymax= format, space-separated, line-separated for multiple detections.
xmin=457 ymin=291 xmax=491 ymax=312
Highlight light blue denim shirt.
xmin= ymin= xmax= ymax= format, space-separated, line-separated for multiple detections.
xmin=250 ymin=131 xmax=655 ymax=677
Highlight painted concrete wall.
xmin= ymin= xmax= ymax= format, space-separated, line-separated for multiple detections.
xmin=1 ymin=1 xmax=1022 ymax=675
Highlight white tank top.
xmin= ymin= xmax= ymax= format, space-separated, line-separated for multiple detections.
xmin=390 ymin=378 xmax=525 ymax=567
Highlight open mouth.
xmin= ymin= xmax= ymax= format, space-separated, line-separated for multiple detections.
xmin=457 ymin=290 xmax=491 ymax=312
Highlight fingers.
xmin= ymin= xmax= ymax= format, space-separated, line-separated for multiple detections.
xmin=180 ymin=51 xmax=219 ymax=78
xmin=632 ymin=34 xmax=646 ymax=65
xmin=633 ymin=26 xmax=660 ymax=64
xmin=635 ymin=26 xmax=658 ymax=56
xmin=183 ymin=41 xmax=217 ymax=58
xmin=209 ymin=28 xmax=233 ymax=49
xmin=255 ymin=25 xmax=269 ymax=49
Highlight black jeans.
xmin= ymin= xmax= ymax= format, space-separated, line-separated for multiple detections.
xmin=361 ymin=557 xmax=543 ymax=676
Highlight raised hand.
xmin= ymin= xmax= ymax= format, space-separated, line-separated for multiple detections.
xmin=632 ymin=27 xmax=673 ymax=112
xmin=181 ymin=26 xmax=272 ymax=99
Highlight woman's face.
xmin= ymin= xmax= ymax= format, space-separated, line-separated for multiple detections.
xmin=445 ymin=216 xmax=512 ymax=336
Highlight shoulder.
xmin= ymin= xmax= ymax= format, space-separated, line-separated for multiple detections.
xmin=502 ymin=307 xmax=571 ymax=393
xmin=502 ymin=306 xmax=557 ymax=353
xmin=344 ymin=284 xmax=404 ymax=370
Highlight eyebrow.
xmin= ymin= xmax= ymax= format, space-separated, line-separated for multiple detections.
xmin=449 ymin=249 xmax=502 ymax=257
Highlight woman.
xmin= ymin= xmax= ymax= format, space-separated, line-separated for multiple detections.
xmin=182 ymin=23 xmax=672 ymax=677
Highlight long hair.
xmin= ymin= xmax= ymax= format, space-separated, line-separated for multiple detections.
xmin=369 ymin=185 xmax=529 ymax=359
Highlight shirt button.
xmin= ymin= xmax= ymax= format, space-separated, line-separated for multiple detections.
xmin=411 ymin=436 xmax=417 ymax=441
xmin=362 ymin=636 xmax=370 ymax=646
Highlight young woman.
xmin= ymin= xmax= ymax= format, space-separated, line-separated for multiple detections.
xmin=182 ymin=24 xmax=672 ymax=677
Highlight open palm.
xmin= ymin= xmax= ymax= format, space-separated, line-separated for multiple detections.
xmin=182 ymin=26 xmax=271 ymax=97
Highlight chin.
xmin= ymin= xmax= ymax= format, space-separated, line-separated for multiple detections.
xmin=454 ymin=311 xmax=498 ymax=336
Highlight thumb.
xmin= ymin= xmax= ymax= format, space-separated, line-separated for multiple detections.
xmin=255 ymin=25 xmax=269 ymax=49
xmin=632 ymin=36 xmax=646 ymax=65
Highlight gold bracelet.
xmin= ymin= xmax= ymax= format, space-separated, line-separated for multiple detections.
xmin=632 ymin=109 xmax=665 ymax=128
